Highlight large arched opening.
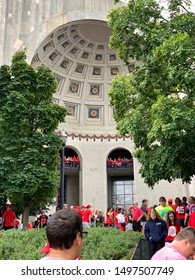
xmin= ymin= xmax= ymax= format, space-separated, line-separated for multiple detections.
xmin=107 ymin=148 xmax=135 ymax=210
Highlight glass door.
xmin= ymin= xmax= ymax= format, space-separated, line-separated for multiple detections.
xmin=112 ymin=179 xmax=135 ymax=210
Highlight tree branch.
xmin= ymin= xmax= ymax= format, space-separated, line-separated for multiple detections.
xmin=180 ymin=4 xmax=189 ymax=13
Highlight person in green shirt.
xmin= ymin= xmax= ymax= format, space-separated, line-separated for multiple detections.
xmin=155 ymin=197 xmax=173 ymax=220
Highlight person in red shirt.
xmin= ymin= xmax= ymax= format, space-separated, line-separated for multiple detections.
xmin=188 ymin=212 xmax=195 ymax=228
xmin=104 ymin=207 xmax=113 ymax=227
xmin=112 ymin=207 xmax=119 ymax=229
xmin=116 ymin=157 xmax=122 ymax=167
xmin=116 ymin=208 xmax=126 ymax=231
xmin=78 ymin=205 xmax=85 ymax=218
xmin=132 ymin=202 xmax=144 ymax=232
xmin=28 ymin=221 xmax=33 ymax=230
xmin=72 ymin=206 xmax=82 ymax=218
xmin=184 ymin=196 xmax=195 ymax=226
xmin=72 ymin=205 xmax=79 ymax=213
xmin=165 ymin=210 xmax=180 ymax=242
xmin=38 ymin=210 xmax=48 ymax=228
xmin=72 ymin=155 xmax=78 ymax=167
xmin=172 ymin=197 xmax=186 ymax=228
xmin=82 ymin=204 xmax=92 ymax=228
xmin=167 ymin=198 xmax=174 ymax=210
xmin=2 ymin=204 xmax=17 ymax=230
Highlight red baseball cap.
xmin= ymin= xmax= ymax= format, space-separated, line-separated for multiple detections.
xmin=81 ymin=205 xmax=85 ymax=209
xmin=86 ymin=204 xmax=92 ymax=208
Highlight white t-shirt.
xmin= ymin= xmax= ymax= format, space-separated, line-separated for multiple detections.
xmin=116 ymin=213 xmax=125 ymax=223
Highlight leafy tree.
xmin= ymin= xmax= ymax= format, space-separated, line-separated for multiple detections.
xmin=0 ymin=195 xmax=7 ymax=216
xmin=107 ymin=0 xmax=195 ymax=187
xmin=0 ymin=50 xmax=66 ymax=228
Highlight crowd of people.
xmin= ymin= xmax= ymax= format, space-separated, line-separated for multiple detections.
xmin=1 ymin=195 xmax=195 ymax=260
xmin=60 ymin=195 xmax=195 ymax=260
xmin=0 ymin=204 xmax=53 ymax=231
xmin=64 ymin=155 xmax=80 ymax=167
xmin=39 ymin=196 xmax=195 ymax=261
xmin=58 ymin=155 xmax=133 ymax=168
xmin=107 ymin=156 xmax=133 ymax=168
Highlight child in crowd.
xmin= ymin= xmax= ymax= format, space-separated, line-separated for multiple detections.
xmin=165 ymin=210 xmax=180 ymax=242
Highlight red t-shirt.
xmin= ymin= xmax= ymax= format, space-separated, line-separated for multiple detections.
xmin=78 ymin=210 xmax=83 ymax=218
xmin=188 ymin=212 xmax=195 ymax=228
xmin=2 ymin=210 xmax=16 ymax=227
xmin=132 ymin=207 xmax=144 ymax=221
xmin=172 ymin=204 xmax=186 ymax=219
xmin=28 ymin=222 xmax=33 ymax=229
xmin=112 ymin=211 xmax=118 ymax=225
xmin=40 ymin=242 xmax=81 ymax=259
xmin=82 ymin=209 xmax=91 ymax=223
xmin=105 ymin=213 xmax=113 ymax=225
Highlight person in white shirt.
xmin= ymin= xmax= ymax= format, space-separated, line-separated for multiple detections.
xmin=116 ymin=208 xmax=126 ymax=231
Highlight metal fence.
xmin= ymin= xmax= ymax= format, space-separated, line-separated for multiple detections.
xmin=131 ymin=237 xmax=150 ymax=260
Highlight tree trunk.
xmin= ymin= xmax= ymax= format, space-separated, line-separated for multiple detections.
xmin=22 ymin=204 xmax=30 ymax=230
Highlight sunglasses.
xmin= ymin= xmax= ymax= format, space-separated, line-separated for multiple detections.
xmin=82 ymin=231 xmax=88 ymax=238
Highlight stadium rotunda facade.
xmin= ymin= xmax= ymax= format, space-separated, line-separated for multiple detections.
xmin=1 ymin=0 xmax=194 ymax=212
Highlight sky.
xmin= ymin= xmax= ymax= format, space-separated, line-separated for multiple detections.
xmin=120 ymin=0 xmax=195 ymax=12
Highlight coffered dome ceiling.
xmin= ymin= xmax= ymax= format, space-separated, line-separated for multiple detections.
xmin=32 ymin=20 xmax=135 ymax=135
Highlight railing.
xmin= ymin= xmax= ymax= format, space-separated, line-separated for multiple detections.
xmin=57 ymin=162 xmax=80 ymax=171
xmin=65 ymin=162 xmax=80 ymax=170
xmin=107 ymin=162 xmax=133 ymax=169
xmin=131 ymin=237 xmax=150 ymax=260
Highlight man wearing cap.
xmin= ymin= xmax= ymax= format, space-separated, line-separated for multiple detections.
xmin=72 ymin=206 xmax=80 ymax=215
xmin=82 ymin=204 xmax=92 ymax=228
xmin=2 ymin=204 xmax=17 ymax=230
